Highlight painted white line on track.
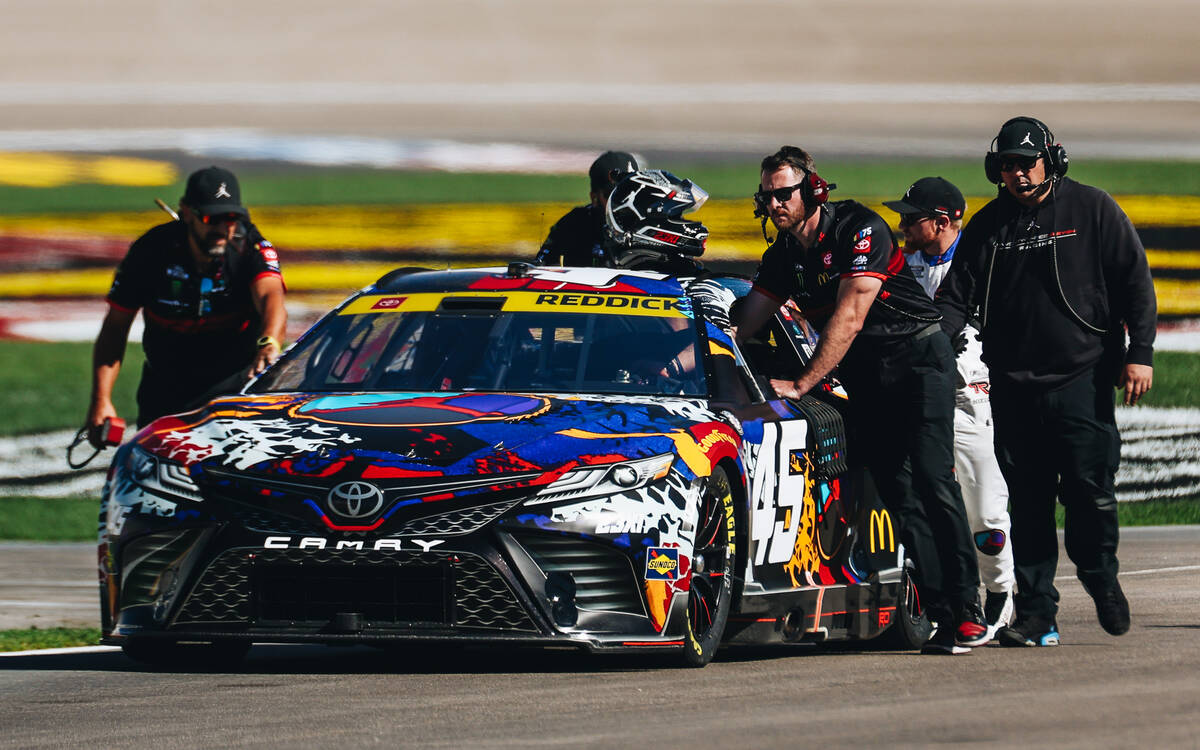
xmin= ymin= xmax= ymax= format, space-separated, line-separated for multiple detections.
xmin=1055 ymin=564 xmax=1200 ymax=581
xmin=0 ymin=645 xmax=118 ymax=657
xmin=0 ymin=600 xmax=94 ymax=608
xmin=0 ymin=581 xmax=94 ymax=588
xmin=2 ymin=82 xmax=1200 ymax=106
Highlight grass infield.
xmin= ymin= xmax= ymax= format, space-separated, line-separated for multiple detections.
xmin=1 ymin=158 xmax=1199 ymax=216
xmin=0 ymin=627 xmax=102 ymax=652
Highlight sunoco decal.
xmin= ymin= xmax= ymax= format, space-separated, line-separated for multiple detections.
xmin=645 ymin=547 xmax=680 ymax=581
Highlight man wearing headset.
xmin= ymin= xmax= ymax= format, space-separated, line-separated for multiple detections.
xmin=86 ymin=166 xmax=286 ymax=442
xmin=534 ymin=150 xmax=644 ymax=266
xmin=937 ymin=117 xmax=1157 ymax=647
xmin=735 ymin=146 xmax=987 ymax=655
xmin=884 ymin=177 xmax=1016 ymax=642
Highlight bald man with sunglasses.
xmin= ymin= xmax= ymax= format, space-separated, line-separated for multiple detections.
xmin=735 ymin=146 xmax=986 ymax=655
xmin=86 ymin=166 xmax=286 ymax=443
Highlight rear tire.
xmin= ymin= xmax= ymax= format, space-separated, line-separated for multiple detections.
xmin=882 ymin=560 xmax=932 ymax=649
xmin=680 ymin=466 xmax=736 ymax=667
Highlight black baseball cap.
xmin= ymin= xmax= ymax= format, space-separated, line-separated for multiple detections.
xmin=589 ymin=151 xmax=644 ymax=192
xmin=182 ymin=166 xmax=248 ymax=217
xmin=994 ymin=118 xmax=1050 ymax=157
xmin=883 ymin=177 xmax=966 ymax=219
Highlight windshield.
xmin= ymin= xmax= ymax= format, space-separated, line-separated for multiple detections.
xmin=251 ymin=291 xmax=706 ymax=396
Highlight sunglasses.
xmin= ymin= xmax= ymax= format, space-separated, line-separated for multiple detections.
xmin=198 ymin=212 xmax=242 ymax=225
xmin=999 ymin=155 xmax=1040 ymax=172
xmin=754 ymin=182 xmax=806 ymax=205
xmin=899 ymin=213 xmax=935 ymax=226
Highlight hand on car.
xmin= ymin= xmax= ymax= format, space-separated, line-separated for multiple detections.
xmin=249 ymin=342 xmax=280 ymax=377
xmin=769 ymin=378 xmax=809 ymax=400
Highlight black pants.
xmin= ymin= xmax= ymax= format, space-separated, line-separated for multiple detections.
xmin=136 ymin=362 xmax=249 ymax=428
xmin=990 ymin=369 xmax=1121 ymax=621
xmin=842 ymin=328 xmax=980 ymax=623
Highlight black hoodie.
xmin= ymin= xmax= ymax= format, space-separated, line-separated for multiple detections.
xmin=936 ymin=177 xmax=1156 ymax=390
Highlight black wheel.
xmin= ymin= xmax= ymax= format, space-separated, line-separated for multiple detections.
xmin=681 ymin=466 xmax=736 ymax=667
xmin=882 ymin=560 xmax=933 ymax=649
xmin=121 ymin=638 xmax=250 ymax=670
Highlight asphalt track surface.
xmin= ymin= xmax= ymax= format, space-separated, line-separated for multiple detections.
xmin=4 ymin=1 xmax=1200 ymax=159
xmin=2 ymin=527 xmax=1199 ymax=748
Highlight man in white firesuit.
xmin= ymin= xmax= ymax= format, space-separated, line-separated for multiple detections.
xmin=884 ymin=176 xmax=1015 ymax=639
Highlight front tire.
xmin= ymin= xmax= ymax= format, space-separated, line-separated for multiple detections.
xmin=681 ymin=466 xmax=736 ymax=667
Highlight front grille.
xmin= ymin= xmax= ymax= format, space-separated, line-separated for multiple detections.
xmin=513 ymin=533 xmax=645 ymax=616
xmin=175 ymin=547 xmax=536 ymax=631
xmin=228 ymin=506 xmax=325 ymax=536
xmin=392 ymin=498 xmax=521 ymax=536
xmin=220 ymin=491 xmax=520 ymax=537
xmin=255 ymin=563 xmax=447 ymax=624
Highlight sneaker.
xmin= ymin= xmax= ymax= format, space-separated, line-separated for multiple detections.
xmin=983 ymin=589 xmax=1015 ymax=641
xmin=955 ymin=600 xmax=990 ymax=648
xmin=997 ymin=616 xmax=1060 ymax=647
xmin=921 ymin=626 xmax=971 ymax=655
xmin=1083 ymin=578 xmax=1131 ymax=635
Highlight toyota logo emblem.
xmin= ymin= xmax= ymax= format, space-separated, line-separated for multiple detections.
xmin=327 ymin=481 xmax=384 ymax=519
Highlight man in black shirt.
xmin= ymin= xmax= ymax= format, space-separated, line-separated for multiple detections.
xmin=86 ymin=166 xmax=287 ymax=441
xmin=534 ymin=150 xmax=643 ymax=266
xmin=938 ymin=117 xmax=1156 ymax=646
xmin=735 ymin=146 xmax=986 ymax=654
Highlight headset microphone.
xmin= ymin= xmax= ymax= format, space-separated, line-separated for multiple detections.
xmin=1014 ymin=176 xmax=1052 ymax=193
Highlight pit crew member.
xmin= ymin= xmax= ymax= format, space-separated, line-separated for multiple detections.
xmin=937 ymin=117 xmax=1156 ymax=646
xmin=735 ymin=146 xmax=987 ymax=654
xmin=535 ymin=150 xmax=644 ymax=266
xmin=86 ymin=166 xmax=286 ymax=443
xmin=883 ymin=176 xmax=1015 ymax=640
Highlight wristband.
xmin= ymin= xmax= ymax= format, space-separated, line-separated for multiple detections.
xmin=257 ymin=335 xmax=281 ymax=350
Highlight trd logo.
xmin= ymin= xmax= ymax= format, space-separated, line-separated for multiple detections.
xmin=371 ymin=296 xmax=407 ymax=309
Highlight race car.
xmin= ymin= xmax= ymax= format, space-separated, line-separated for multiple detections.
xmin=98 ymin=263 xmax=929 ymax=667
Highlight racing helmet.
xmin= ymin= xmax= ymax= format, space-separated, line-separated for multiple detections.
xmin=604 ymin=170 xmax=709 ymax=259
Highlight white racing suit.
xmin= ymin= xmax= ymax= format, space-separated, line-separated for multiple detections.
xmin=906 ymin=243 xmax=1015 ymax=609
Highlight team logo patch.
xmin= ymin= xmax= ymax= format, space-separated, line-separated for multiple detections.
xmin=854 ymin=237 xmax=871 ymax=251
xmin=645 ymin=547 xmax=679 ymax=580
xmin=852 ymin=254 xmax=869 ymax=266
xmin=371 ymin=296 xmax=408 ymax=310
xmin=974 ymin=529 xmax=1007 ymax=556
xmin=822 ymin=252 xmax=833 ymax=267
xmin=854 ymin=227 xmax=872 ymax=240
xmin=261 ymin=248 xmax=278 ymax=261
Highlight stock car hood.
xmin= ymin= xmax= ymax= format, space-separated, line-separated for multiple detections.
xmin=133 ymin=392 xmax=738 ymax=517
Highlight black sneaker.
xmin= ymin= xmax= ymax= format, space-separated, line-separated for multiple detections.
xmin=1083 ymin=578 xmax=1131 ymax=635
xmin=921 ymin=626 xmax=971 ymax=655
xmin=955 ymin=600 xmax=990 ymax=648
xmin=997 ymin=616 xmax=1060 ymax=647
xmin=983 ymin=590 xmax=1014 ymax=641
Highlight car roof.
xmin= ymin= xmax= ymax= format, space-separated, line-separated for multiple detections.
xmin=369 ymin=264 xmax=690 ymax=297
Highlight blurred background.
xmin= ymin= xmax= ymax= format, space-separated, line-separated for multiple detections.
xmin=0 ymin=0 xmax=1197 ymax=514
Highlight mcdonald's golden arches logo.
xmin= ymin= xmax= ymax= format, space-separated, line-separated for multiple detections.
xmin=869 ymin=508 xmax=895 ymax=553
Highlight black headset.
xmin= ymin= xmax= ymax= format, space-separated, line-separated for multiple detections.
xmin=984 ymin=116 xmax=1069 ymax=185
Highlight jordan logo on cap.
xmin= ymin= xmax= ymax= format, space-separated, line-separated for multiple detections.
xmin=1020 ymin=132 xmax=1036 ymax=147
xmin=215 ymin=182 xmax=232 ymax=199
